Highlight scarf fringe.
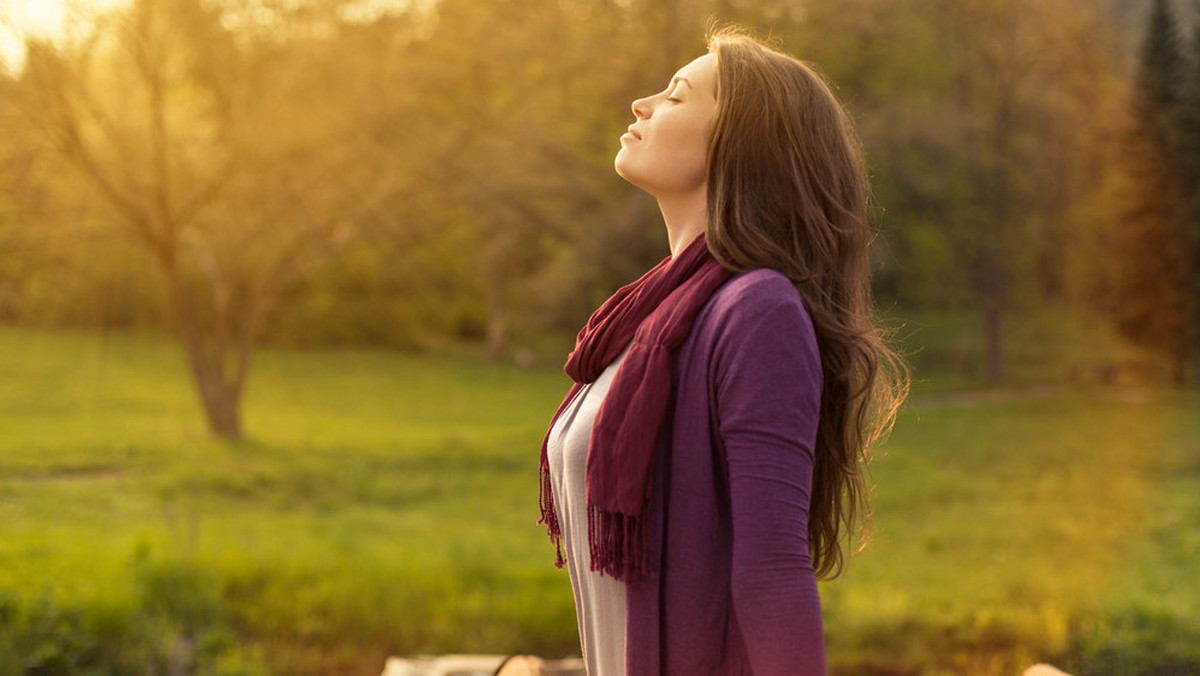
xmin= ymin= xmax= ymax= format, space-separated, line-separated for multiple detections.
xmin=587 ymin=503 xmax=652 ymax=584
xmin=537 ymin=235 xmax=729 ymax=583
xmin=538 ymin=442 xmax=565 ymax=568
xmin=539 ymin=383 xmax=584 ymax=569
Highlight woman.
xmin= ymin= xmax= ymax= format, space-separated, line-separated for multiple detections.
xmin=538 ymin=27 xmax=908 ymax=676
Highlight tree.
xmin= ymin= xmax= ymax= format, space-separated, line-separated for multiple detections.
xmin=4 ymin=0 xmax=1151 ymax=389
xmin=17 ymin=0 xmax=403 ymax=438
xmin=1178 ymin=1 xmax=1200 ymax=381
xmin=1113 ymin=0 xmax=1190 ymax=383
xmin=0 ymin=70 xmax=36 ymax=322
xmin=798 ymin=0 xmax=1127 ymax=383
xmin=380 ymin=0 xmax=716 ymax=358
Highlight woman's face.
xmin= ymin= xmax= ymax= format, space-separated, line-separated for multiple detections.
xmin=614 ymin=53 xmax=718 ymax=199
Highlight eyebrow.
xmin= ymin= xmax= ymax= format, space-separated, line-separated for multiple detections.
xmin=670 ymin=76 xmax=693 ymax=89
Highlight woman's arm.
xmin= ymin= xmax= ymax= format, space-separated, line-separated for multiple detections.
xmin=713 ymin=273 xmax=826 ymax=675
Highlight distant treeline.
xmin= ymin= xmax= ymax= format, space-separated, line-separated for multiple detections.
xmin=0 ymin=0 xmax=1197 ymax=436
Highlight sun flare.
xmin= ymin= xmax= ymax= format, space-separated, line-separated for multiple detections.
xmin=0 ymin=0 xmax=129 ymax=73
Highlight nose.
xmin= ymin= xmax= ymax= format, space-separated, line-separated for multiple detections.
xmin=631 ymin=96 xmax=651 ymax=119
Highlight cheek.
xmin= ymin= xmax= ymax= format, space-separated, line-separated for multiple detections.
xmin=614 ymin=110 xmax=714 ymax=194
xmin=663 ymin=116 xmax=711 ymax=154
xmin=644 ymin=115 xmax=709 ymax=170
xmin=662 ymin=119 xmax=712 ymax=174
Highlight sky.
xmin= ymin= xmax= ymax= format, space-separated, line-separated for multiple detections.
xmin=0 ymin=0 xmax=130 ymax=74
xmin=0 ymin=0 xmax=422 ymax=75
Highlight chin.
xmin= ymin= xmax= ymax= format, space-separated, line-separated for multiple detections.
xmin=614 ymin=155 xmax=647 ymax=190
xmin=613 ymin=149 xmax=629 ymax=175
xmin=613 ymin=156 xmax=635 ymax=184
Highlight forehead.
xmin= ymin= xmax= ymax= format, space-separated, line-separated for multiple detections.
xmin=674 ymin=53 xmax=716 ymax=90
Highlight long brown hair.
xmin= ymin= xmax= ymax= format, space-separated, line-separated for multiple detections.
xmin=706 ymin=27 xmax=909 ymax=580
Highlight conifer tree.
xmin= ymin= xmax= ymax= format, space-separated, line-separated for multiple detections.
xmin=1140 ymin=0 xmax=1185 ymax=113
xmin=1179 ymin=1 xmax=1200 ymax=381
xmin=1117 ymin=0 xmax=1189 ymax=382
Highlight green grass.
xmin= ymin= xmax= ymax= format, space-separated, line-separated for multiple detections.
xmin=0 ymin=326 xmax=1197 ymax=675
xmin=891 ymin=304 xmax=1173 ymax=395
xmin=826 ymin=393 xmax=1200 ymax=675
xmin=0 ymin=327 xmax=577 ymax=675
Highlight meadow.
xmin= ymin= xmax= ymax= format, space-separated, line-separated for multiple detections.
xmin=0 ymin=327 xmax=1197 ymax=676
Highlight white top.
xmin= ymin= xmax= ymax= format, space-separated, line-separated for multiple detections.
xmin=546 ymin=348 xmax=630 ymax=676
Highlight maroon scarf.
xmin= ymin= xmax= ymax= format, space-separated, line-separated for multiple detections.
xmin=539 ymin=234 xmax=733 ymax=583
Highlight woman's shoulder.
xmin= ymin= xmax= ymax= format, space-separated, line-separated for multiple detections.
xmin=704 ymin=268 xmax=810 ymax=322
xmin=690 ymin=268 xmax=818 ymax=361
xmin=690 ymin=267 xmax=821 ymax=390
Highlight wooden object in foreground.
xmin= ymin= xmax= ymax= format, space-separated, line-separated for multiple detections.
xmin=380 ymin=654 xmax=584 ymax=676
xmin=1022 ymin=665 xmax=1074 ymax=676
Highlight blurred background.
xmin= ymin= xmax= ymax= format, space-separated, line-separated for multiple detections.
xmin=0 ymin=0 xmax=1197 ymax=674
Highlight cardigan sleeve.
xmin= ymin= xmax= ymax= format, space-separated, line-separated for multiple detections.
xmin=711 ymin=272 xmax=826 ymax=675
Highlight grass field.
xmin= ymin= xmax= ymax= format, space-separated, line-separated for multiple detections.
xmin=0 ymin=327 xmax=1197 ymax=675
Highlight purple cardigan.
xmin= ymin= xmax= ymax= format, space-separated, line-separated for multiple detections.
xmin=624 ymin=268 xmax=826 ymax=675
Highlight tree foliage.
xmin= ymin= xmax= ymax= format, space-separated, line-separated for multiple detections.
xmin=1113 ymin=0 xmax=1195 ymax=383
xmin=790 ymin=0 xmax=1133 ymax=383
xmin=1 ymin=0 xmax=1180 ymax=436
xmin=14 ymin=0 xmax=404 ymax=437
xmin=1179 ymin=1 xmax=1200 ymax=380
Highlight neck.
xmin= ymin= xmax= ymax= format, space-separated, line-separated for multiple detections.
xmin=657 ymin=188 xmax=708 ymax=258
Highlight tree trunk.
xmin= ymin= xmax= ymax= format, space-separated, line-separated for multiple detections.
xmin=984 ymin=304 xmax=1003 ymax=385
xmin=192 ymin=357 xmax=242 ymax=439
xmin=981 ymin=70 xmax=1016 ymax=386
xmin=166 ymin=269 xmax=247 ymax=441
xmin=486 ymin=265 xmax=508 ymax=361
xmin=181 ymin=333 xmax=244 ymax=440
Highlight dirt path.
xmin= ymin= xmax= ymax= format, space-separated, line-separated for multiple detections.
xmin=906 ymin=384 xmax=1165 ymax=410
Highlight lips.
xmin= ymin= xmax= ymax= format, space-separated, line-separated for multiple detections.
xmin=625 ymin=125 xmax=643 ymax=140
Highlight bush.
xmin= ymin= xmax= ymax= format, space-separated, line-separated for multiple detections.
xmin=0 ymin=552 xmax=269 ymax=676
xmin=1064 ymin=607 xmax=1200 ymax=676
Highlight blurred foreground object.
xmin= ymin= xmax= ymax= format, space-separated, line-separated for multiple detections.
xmin=380 ymin=654 xmax=584 ymax=676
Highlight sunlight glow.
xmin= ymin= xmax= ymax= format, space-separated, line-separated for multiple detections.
xmin=0 ymin=0 xmax=129 ymax=74
xmin=0 ymin=0 xmax=424 ymax=73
